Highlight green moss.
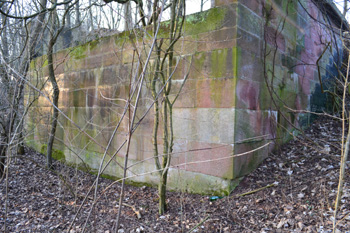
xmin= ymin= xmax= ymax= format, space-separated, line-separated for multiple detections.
xmin=72 ymin=107 xmax=80 ymax=125
xmin=283 ymin=20 xmax=297 ymax=42
xmin=40 ymin=144 xmax=66 ymax=162
xmin=123 ymin=179 xmax=154 ymax=188
xmin=88 ymin=170 xmax=154 ymax=188
xmin=194 ymin=52 xmax=207 ymax=72
xmin=209 ymin=188 xmax=230 ymax=196
xmin=25 ymin=140 xmax=42 ymax=152
xmin=83 ymin=132 xmax=102 ymax=153
xmin=70 ymin=44 xmax=88 ymax=60
xmin=259 ymin=84 xmax=273 ymax=110
xmin=29 ymin=141 xmax=241 ymax=195
xmin=146 ymin=22 xmax=170 ymax=39
xmin=114 ymin=30 xmax=133 ymax=47
xmin=72 ymin=89 xmax=86 ymax=107
xmin=76 ymin=162 xmax=92 ymax=172
xmin=281 ymin=54 xmax=296 ymax=73
xmin=173 ymin=174 xmax=226 ymax=195
xmin=278 ymin=78 xmax=286 ymax=91
xmin=42 ymin=59 xmax=48 ymax=67
xmin=286 ymin=1 xmax=297 ymax=21
xmin=30 ymin=56 xmax=48 ymax=70
xmin=211 ymin=48 xmax=228 ymax=78
xmin=210 ymin=80 xmax=221 ymax=106
xmin=277 ymin=81 xmax=298 ymax=109
xmin=265 ymin=0 xmax=274 ymax=8
xmin=30 ymin=60 xmax=36 ymax=70
xmin=184 ymin=7 xmax=226 ymax=35
xmin=89 ymin=39 xmax=99 ymax=51
xmin=295 ymin=35 xmax=305 ymax=57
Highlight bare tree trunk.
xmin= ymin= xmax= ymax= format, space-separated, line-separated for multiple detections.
xmin=0 ymin=4 xmax=9 ymax=171
xmin=89 ymin=0 xmax=94 ymax=31
xmin=124 ymin=1 xmax=132 ymax=31
xmin=0 ymin=134 xmax=6 ymax=176
xmin=76 ymin=0 xmax=80 ymax=26
xmin=159 ymin=99 xmax=169 ymax=213
xmin=28 ymin=0 xmax=48 ymax=59
xmin=46 ymin=1 xmax=60 ymax=169
xmin=152 ymin=38 xmax=162 ymax=172
xmin=65 ymin=3 xmax=71 ymax=27
xmin=158 ymin=168 xmax=168 ymax=214
xmin=333 ymin=52 xmax=350 ymax=231
xmin=134 ymin=3 xmax=138 ymax=25
xmin=0 ymin=0 xmax=50 ymax=178
xmin=63 ymin=2 xmax=72 ymax=48
xmin=147 ymin=0 xmax=152 ymax=16
xmin=16 ymin=0 xmax=48 ymax=154
xmin=1 ymin=6 xmax=9 ymax=59
xmin=46 ymin=41 xmax=60 ymax=169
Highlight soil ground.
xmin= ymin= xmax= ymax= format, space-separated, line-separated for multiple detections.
xmin=1 ymin=116 xmax=350 ymax=232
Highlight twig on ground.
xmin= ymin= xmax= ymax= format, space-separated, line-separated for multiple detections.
xmin=236 ymin=183 xmax=276 ymax=197
xmin=187 ymin=215 xmax=210 ymax=233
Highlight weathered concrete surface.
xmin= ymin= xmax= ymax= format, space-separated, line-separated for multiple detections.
xmin=27 ymin=0 xmax=343 ymax=194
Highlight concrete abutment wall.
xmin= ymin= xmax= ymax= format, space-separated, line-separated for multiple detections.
xmin=27 ymin=0 xmax=342 ymax=194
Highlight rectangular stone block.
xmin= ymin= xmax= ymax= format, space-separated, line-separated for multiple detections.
xmin=170 ymin=55 xmax=192 ymax=81
xmin=90 ymin=37 xmax=113 ymax=56
xmin=195 ymin=78 xmax=237 ymax=108
xmin=173 ymin=108 xmax=235 ymax=145
xmin=173 ymin=36 xmax=198 ymax=55
xmin=237 ymin=48 xmax=264 ymax=82
xmin=172 ymin=140 xmax=235 ymax=179
xmin=210 ymin=48 xmax=234 ymax=78
xmin=171 ymin=79 xmax=197 ymax=108
xmin=232 ymin=109 xmax=277 ymax=177
xmin=189 ymin=51 xmax=212 ymax=79
xmin=96 ymin=86 xmax=118 ymax=108
xmin=237 ymin=27 xmax=262 ymax=54
xmin=239 ymin=0 xmax=263 ymax=16
xmin=235 ymin=78 xmax=260 ymax=110
xmin=237 ymin=3 xmax=263 ymax=37
xmin=86 ymin=55 xmax=104 ymax=69
xmin=102 ymin=52 xmax=119 ymax=67
xmin=100 ymin=66 xmax=117 ymax=85
xmin=63 ymin=70 xmax=96 ymax=89
xmin=197 ymin=28 xmax=237 ymax=52
xmin=184 ymin=7 xmax=230 ymax=36
xmin=116 ymin=64 xmax=132 ymax=83
xmin=232 ymin=141 xmax=269 ymax=178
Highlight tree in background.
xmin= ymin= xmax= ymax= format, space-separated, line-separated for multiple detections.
xmin=46 ymin=0 xmax=78 ymax=169
xmin=0 ymin=0 xmax=48 ymax=176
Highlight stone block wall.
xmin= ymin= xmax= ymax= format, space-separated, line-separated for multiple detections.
xmin=27 ymin=0 xmax=343 ymax=194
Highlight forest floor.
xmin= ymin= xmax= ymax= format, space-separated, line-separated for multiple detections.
xmin=1 ymin=116 xmax=350 ymax=232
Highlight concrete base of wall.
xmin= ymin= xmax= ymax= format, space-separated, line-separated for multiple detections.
xmin=26 ymin=140 xmax=242 ymax=195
